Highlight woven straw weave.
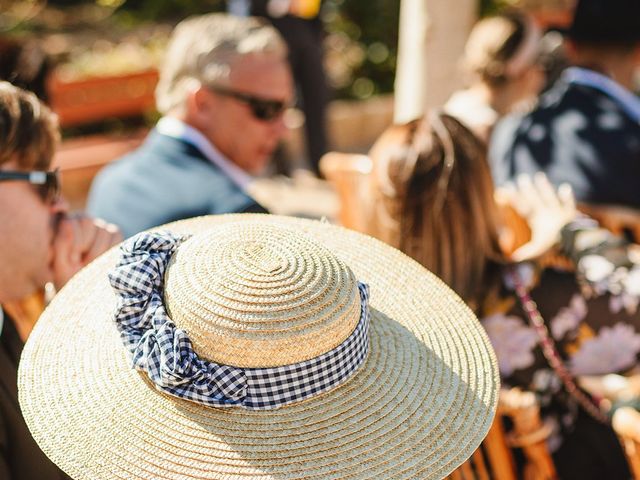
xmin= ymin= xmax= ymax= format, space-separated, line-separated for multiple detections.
xmin=19 ymin=214 xmax=499 ymax=480
xmin=165 ymin=224 xmax=361 ymax=367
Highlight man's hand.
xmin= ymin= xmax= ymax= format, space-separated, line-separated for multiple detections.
xmin=52 ymin=214 xmax=122 ymax=289
xmin=496 ymin=173 xmax=576 ymax=262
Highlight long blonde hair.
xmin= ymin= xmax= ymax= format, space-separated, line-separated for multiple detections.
xmin=369 ymin=113 xmax=505 ymax=309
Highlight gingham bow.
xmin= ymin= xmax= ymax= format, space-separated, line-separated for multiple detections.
xmin=109 ymin=231 xmax=371 ymax=410
xmin=109 ymin=232 xmax=247 ymax=406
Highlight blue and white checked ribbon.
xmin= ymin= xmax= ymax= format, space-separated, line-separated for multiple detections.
xmin=109 ymin=231 xmax=371 ymax=410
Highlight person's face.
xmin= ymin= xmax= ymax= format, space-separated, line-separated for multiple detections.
xmin=0 ymin=161 xmax=67 ymax=302
xmin=507 ymin=61 xmax=545 ymax=109
xmin=199 ymin=54 xmax=293 ymax=174
xmin=521 ymin=63 xmax=546 ymax=100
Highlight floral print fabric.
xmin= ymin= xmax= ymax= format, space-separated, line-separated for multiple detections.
xmin=480 ymin=221 xmax=640 ymax=450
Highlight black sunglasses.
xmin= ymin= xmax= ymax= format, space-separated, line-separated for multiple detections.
xmin=0 ymin=168 xmax=61 ymax=203
xmin=209 ymin=85 xmax=287 ymax=122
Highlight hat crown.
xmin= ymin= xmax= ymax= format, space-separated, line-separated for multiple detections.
xmin=239 ymin=242 xmax=287 ymax=273
xmin=164 ymin=223 xmax=362 ymax=368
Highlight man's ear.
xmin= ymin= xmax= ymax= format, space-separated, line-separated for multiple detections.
xmin=196 ymin=85 xmax=214 ymax=106
xmin=185 ymin=86 xmax=215 ymax=126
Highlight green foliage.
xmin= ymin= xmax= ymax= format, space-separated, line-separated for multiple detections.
xmin=480 ymin=0 xmax=522 ymax=16
xmin=42 ymin=0 xmax=226 ymax=25
xmin=324 ymin=0 xmax=399 ymax=99
xmin=42 ymin=0 xmax=401 ymax=100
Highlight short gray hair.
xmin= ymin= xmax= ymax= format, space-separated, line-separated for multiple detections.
xmin=155 ymin=13 xmax=288 ymax=114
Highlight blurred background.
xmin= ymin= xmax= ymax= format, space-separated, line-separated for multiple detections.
xmin=0 ymin=0 xmax=576 ymax=210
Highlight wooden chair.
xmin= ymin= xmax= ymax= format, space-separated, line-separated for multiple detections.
xmin=446 ymin=388 xmax=557 ymax=480
xmin=321 ymin=151 xmax=557 ymax=479
xmin=613 ymin=407 xmax=640 ymax=479
xmin=319 ymin=151 xmax=372 ymax=234
xmin=49 ymin=69 xmax=158 ymax=128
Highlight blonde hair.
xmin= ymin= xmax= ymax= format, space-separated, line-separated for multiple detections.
xmin=369 ymin=113 xmax=505 ymax=309
xmin=0 ymin=81 xmax=59 ymax=170
xmin=155 ymin=13 xmax=288 ymax=114
xmin=464 ymin=11 xmax=540 ymax=85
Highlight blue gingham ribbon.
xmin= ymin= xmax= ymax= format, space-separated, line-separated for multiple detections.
xmin=108 ymin=231 xmax=371 ymax=410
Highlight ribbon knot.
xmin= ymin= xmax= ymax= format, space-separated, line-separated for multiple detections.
xmin=109 ymin=231 xmax=371 ymax=411
xmin=109 ymin=231 xmax=247 ymax=407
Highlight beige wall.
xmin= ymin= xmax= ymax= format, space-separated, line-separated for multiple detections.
xmin=394 ymin=0 xmax=477 ymax=123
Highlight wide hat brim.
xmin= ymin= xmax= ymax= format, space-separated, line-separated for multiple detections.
xmin=19 ymin=214 xmax=498 ymax=480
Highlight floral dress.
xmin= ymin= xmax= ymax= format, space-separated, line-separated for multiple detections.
xmin=480 ymin=218 xmax=640 ymax=455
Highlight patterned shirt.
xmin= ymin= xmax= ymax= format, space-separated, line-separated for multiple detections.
xmin=490 ymin=67 xmax=640 ymax=208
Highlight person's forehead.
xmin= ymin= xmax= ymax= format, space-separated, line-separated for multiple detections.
xmin=228 ymin=54 xmax=293 ymax=98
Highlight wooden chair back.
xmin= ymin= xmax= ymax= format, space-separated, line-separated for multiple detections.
xmin=446 ymin=388 xmax=557 ymax=480
xmin=447 ymin=415 xmax=515 ymax=480
xmin=613 ymin=407 xmax=640 ymax=479
xmin=319 ymin=152 xmax=372 ymax=233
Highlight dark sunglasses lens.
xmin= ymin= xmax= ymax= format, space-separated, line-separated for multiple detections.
xmin=251 ymin=100 xmax=284 ymax=121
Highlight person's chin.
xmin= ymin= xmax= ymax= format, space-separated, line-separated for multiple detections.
xmin=6 ymin=278 xmax=45 ymax=303
xmin=247 ymin=154 xmax=271 ymax=174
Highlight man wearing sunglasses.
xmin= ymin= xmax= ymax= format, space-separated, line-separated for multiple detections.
xmin=87 ymin=14 xmax=294 ymax=238
xmin=0 ymin=82 xmax=121 ymax=479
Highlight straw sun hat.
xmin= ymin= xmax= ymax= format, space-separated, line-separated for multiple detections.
xmin=19 ymin=214 xmax=498 ymax=479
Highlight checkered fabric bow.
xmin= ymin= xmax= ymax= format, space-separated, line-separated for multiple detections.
xmin=109 ymin=232 xmax=247 ymax=406
xmin=109 ymin=231 xmax=371 ymax=410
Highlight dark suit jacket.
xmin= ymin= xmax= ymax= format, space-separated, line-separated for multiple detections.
xmin=490 ymin=71 xmax=640 ymax=207
xmin=0 ymin=311 xmax=69 ymax=480
xmin=87 ymin=131 xmax=268 ymax=238
xmin=250 ymin=0 xmax=329 ymax=174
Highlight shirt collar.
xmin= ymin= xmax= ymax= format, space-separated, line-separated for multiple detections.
xmin=156 ymin=117 xmax=254 ymax=190
xmin=563 ymin=67 xmax=640 ymax=124
xmin=0 ymin=307 xmax=4 ymax=336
